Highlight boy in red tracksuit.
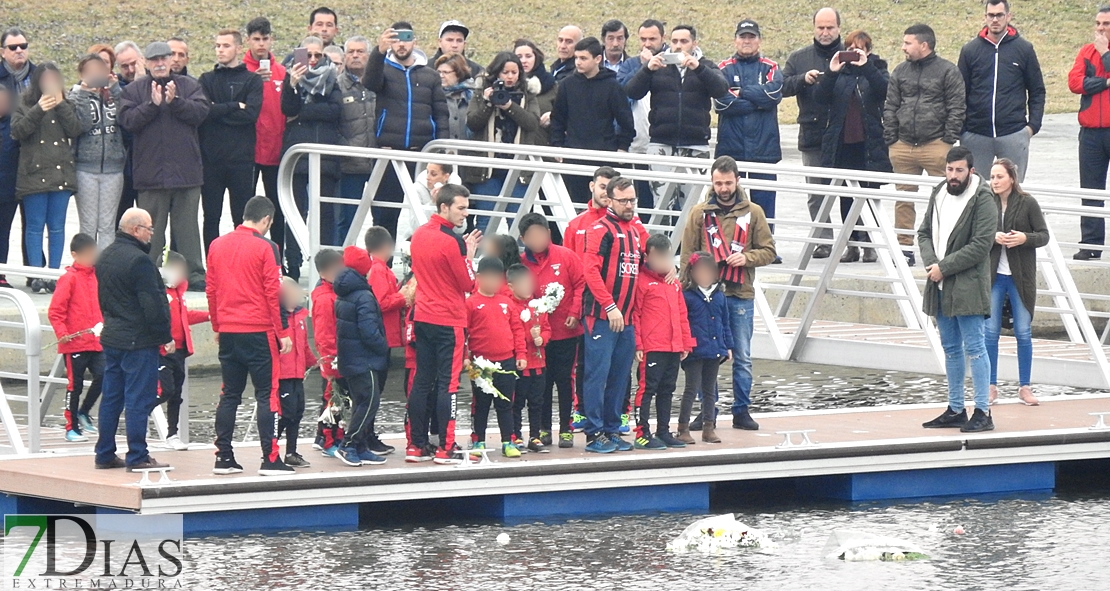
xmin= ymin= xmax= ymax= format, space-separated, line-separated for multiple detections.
xmin=278 ymin=277 xmax=317 ymax=468
xmin=48 ymin=233 xmax=103 ymax=443
xmin=508 ymin=264 xmax=551 ymax=454
xmin=311 ymin=249 xmax=345 ymax=455
xmin=158 ymin=251 xmax=210 ymax=451
xmin=364 ymin=226 xmax=411 ymax=366
xmin=632 ymin=235 xmax=695 ymax=450
xmin=466 ymin=257 xmax=528 ymax=458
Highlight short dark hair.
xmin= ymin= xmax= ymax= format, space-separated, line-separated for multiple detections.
xmin=391 ymin=21 xmax=414 ymax=32
xmin=243 ymin=195 xmax=275 ymax=222
xmin=711 ymin=155 xmax=740 ymax=177
xmin=1100 ymin=5 xmax=1110 ymax=15
xmin=593 ymin=166 xmax=619 ymax=182
xmin=314 ymin=249 xmax=343 ymax=273
xmin=165 ymin=250 xmax=186 ymax=267
xmin=70 ymin=232 xmax=96 ymax=253
xmin=639 ymin=19 xmax=666 ymax=37
xmin=429 ymin=162 xmax=454 ymax=175
xmin=309 ymin=6 xmax=337 ymax=25
xmin=77 ymin=53 xmax=106 ymax=74
xmin=946 ymin=146 xmax=974 ymax=169
xmin=476 ymin=256 xmax=504 ymax=275
xmin=435 ymin=183 xmax=470 ymax=212
xmin=605 ymin=176 xmax=635 ymax=199
xmin=0 ymin=27 xmax=27 ymax=47
xmin=600 ymin=20 xmax=628 ymax=39
xmin=574 ymin=37 xmax=603 ymax=58
xmin=246 ymin=17 xmax=272 ymax=37
xmin=672 ymin=24 xmax=697 ymax=40
xmin=904 ymin=23 xmax=937 ymax=51
xmin=986 ymin=0 xmax=1011 ymax=13
xmin=518 ymin=212 xmax=549 ymax=237
xmin=645 ymin=233 xmax=671 ymax=255
xmin=364 ymin=226 xmax=393 ymax=252
xmin=505 ymin=263 xmax=530 ymax=284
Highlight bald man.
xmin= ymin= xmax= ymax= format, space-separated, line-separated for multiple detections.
xmin=552 ymin=25 xmax=583 ymax=81
xmin=94 ymin=207 xmax=172 ymax=471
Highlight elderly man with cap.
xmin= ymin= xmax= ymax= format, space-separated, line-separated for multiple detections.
xmin=119 ymin=41 xmax=209 ymax=289
xmin=432 ymin=20 xmax=483 ymax=79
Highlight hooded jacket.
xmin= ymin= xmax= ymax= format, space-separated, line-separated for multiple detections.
xmin=48 ymin=263 xmax=103 ymax=354
xmin=883 ymin=52 xmax=966 ymax=146
xmin=680 ymin=190 xmax=777 ymax=300
xmin=69 ymin=85 xmax=126 ymax=174
xmin=96 ymin=232 xmax=172 ymax=350
xmin=362 ymin=47 xmax=449 ymax=151
xmin=1068 ymin=43 xmax=1110 ymax=129
xmin=625 ymin=50 xmax=729 ymax=147
xmin=550 ymin=67 xmax=634 ymax=151
xmin=782 ymin=38 xmax=844 ymax=152
xmin=989 ymin=190 xmax=1049 ymax=318
xmin=280 ymin=70 xmax=342 ymax=178
xmin=198 ymin=62 xmax=263 ymax=165
xmin=243 ymin=51 xmax=287 ymax=167
xmin=815 ymin=55 xmax=893 ymax=172
xmin=684 ymin=284 xmax=734 ymax=360
xmin=336 ymin=71 xmax=377 ymax=175
xmin=333 ymin=266 xmax=389 ymax=377
xmin=958 ymin=26 xmax=1045 ymax=137
xmin=118 ymin=73 xmax=210 ymax=190
xmin=278 ymin=306 xmax=317 ymax=379
xmin=714 ymin=53 xmax=783 ymax=164
xmin=10 ymin=96 xmax=83 ymax=198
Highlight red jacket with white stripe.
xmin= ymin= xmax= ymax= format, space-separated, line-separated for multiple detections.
xmin=633 ymin=268 xmax=695 ymax=353
xmin=279 ymin=307 xmax=318 ymax=379
xmin=520 ymin=244 xmax=584 ymax=341
xmin=205 ymin=225 xmax=284 ymax=335
xmin=311 ymin=280 xmax=339 ymax=380
xmin=411 ymin=214 xmax=475 ymax=328
xmin=48 ymin=263 xmax=102 ymax=354
xmin=163 ymin=281 xmax=209 ymax=356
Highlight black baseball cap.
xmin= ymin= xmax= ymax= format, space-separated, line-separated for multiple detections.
xmin=735 ymin=19 xmax=761 ymax=37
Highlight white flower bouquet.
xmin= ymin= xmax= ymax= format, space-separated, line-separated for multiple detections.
xmin=529 ymin=282 xmax=565 ymax=315
xmin=467 ymin=356 xmax=514 ymax=401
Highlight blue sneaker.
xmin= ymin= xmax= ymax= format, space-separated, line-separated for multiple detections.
xmin=358 ymin=449 xmax=387 ymax=466
xmin=609 ymin=434 xmax=633 ymax=452
xmin=570 ymin=412 xmax=587 ymax=433
xmin=335 ymin=445 xmax=363 ymax=467
xmin=321 ymin=445 xmax=339 ymax=458
xmin=77 ymin=413 xmax=97 ymax=434
xmin=619 ymin=414 xmax=631 ymax=434
xmin=585 ymin=435 xmax=618 ymax=454
xmin=65 ymin=429 xmax=88 ymax=443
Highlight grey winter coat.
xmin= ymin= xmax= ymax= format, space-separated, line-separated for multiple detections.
xmin=989 ymin=190 xmax=1049 ymax=318
xmin=918 ymin=177 xmax=998 ymax=318
xmin=69 ymin=85 xmax=126 ymax=174
xmin=10 ymin=97 xmax=83 ymax=198
xmin=884 ymin=52 xmax=966 ymax=146
xmin=336 ymin=72 xmax=377 ymax=175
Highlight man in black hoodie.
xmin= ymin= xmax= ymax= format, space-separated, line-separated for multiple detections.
xmin=198 ymin=29 xmax=263 ymax=254
xmin=550 ymin=37 xmax=634 ymax=203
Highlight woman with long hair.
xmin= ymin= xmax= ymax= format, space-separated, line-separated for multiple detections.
xmin=513 ymin=39 xmax=557 ymax=146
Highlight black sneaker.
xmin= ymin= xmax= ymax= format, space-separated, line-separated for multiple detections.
xmin=960 ymin=408 xmax=995 ymax=433
xmin=30 ymin=278 xmax=45 ymax=293
xmin=95 ymin=455 xmax=126 ymax=469
xmin=558 ymin=432 xmax=574 ymax=448
xmin=732 ymin=408 xmax=760 ymax=430
xmin=284 ymin=452 xmax=311 ymax=468
xmin=369 ymin=439 xmax=396 ymax=456
xmin=689 ymin=415 xmax=703 ymax=431
xmin=540 ymin=430 xmax=553 ymax=447
xmin=1073 ymin=249 xmax=1102 ymax=261
xmin=260 ymin=458 xmax=295 ymax=476
xmin=213 ymin=455 xmax=244 ymax=475
xmin=813 ymin=245 xmax=832 ymax=259
xmin=126 ymin=456 xmax=169 ymax=472
xmin=903 ymin=250 xmax=916 ymax=267
xmin=657 ymin=432 xmax=687 ymax=448
xmin=922 ymin=407 xmax=968 ymax=429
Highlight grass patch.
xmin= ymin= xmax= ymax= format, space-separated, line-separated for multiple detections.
xmin=6 ymin=0 xmax=1093 ymax=123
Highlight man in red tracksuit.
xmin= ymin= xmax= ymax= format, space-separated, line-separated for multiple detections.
xmin=563 ymin=166 xmax=619 ymax=255
xmin=407 ymin=184 xmax=481 ymax=464
xmin=158 ymin=250 xmax=210 ymax=451
xmin=244 ymin=17 xmax=289 ymax=262
xmin=311 ymin=249 xmax=345 ymax=454
xmin=207 ymin=196 xmax=293 ymax=476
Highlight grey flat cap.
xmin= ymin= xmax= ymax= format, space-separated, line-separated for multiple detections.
xmin=144 ymin=41 xmax=172 ymax=60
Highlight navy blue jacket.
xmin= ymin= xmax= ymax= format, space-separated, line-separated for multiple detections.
xmin=0 ymin=114 xmax=17 ymax=203
xmin=683 ymin=286 xmax=733 ymax=360
xmin=624 ymin=53 xmax=729 ymax=147
xmin=713 ymin=54 xmax=783 ymax=163
xmin=333 ymin=267 xmax=389 ymax=377
xmin=958 ymin=27 xmax=1045 ymax=137
xmin=814 ymin=56 xmax=892 ymax=173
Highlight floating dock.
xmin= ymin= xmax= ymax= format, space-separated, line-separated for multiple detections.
xmin=2 ymin=395 xmax=1109 ymax=534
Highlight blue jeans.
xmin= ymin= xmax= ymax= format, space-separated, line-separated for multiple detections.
xmin=468 ymin=172 xmax=524 ymax=233
xmin=23 ymin=190 xmax=70 ymax=268
xmin=95 ymin=346 xmax=160 ymax=466
xmin=935 ymin=292 xmax=991 ymax=412
xmin=985 ymin=274 xmax=1033 ymax=386
xmin=582 ymin=318 xmax=636 ymax=437
xmin=726 ymin=296 xmax=755 ymax=414
xmin=337 ymin=173 xmax=370 ymax=245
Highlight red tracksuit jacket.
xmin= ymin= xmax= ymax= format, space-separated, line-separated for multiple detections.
xmin=466 ymin=292 xmax=527 ymax=362
xmin=633 ymin=268 xmax=695 ymax=353
xmin=162 ymin=281 xmax=210 ymax=356
xmin=565 ymin=201 xmax=650 ymax=256
xmin=206 ymin=225 xmax=284 ymax=335
xmin=582 ymin=209 xmax=643 ymax=322
xmin=369 ymin=255 xmax=405 ymax=348
xmin=512 ymin=295 xmax=551 ymax=371
xmin=1069 ymin=43 xmax=1110 ymax=129
xmin=48 ymin=263 xmax=102 ymax=354
xmin=520 ymin=244 xmax=584 ymax=341
xmin=311 ymin=280 xmax=339 ymax=380
xmin=411 ymin=214 xmax=475 ymax=328
xmin=243 ymin=51 xmax=287 ymax=167
xmin=279 ymin=307 xmax=317 ymax=379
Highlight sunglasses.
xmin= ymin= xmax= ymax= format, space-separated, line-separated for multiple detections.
xmin=307 ymin=52 xmax=324 ymax=59
xmin=4 ymin=43 xmax=28 ymax=51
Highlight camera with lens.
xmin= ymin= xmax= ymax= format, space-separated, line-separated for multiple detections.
xmin=489 ymin=80 xmax=522 ymax=107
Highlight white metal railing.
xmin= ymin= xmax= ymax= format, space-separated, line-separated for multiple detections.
xmin=0 ymin=288 xmax=43 ymax=453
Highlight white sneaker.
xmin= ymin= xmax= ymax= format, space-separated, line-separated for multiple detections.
xmin=165 ymin=435 xmax=189 ymax=451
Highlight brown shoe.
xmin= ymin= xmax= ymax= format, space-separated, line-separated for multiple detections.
xmin=702 ymin=420 xmax=722 ymax=444
xmin=95 ymin=455 xmax=126 ymax=469
xmin=676 ymin=424 xmax=696 ymax=445
xmin=127 ymin=456 xmax=170 ymax=472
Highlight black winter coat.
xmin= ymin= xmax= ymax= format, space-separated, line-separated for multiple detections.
xmin=815 ymin=56 xmax=893 ymax=172
xmin=198 ymin=63 xmax=263 ymax=165
xmin=0 ymin=115 xmax=17 ymax=202
xmin=883 ymin=53 xmax=966 ymax=146
xmin=782 ymin=38 xmax=844 ymax=152
xmin=550 ymin=68 xmax=635 ymax=151
xmin=118 ymin=73 xmax=210 ymax=190
xmin=624 ymin=55 xmax=729 ymax=147
xmin=280 ymin=72 xmax=342 ymax=178
xmin=333 ymin=267 xmax=389 ymax=377
xmin=362 ymin=48 xmax=448 ymax=151
xmin=958 ymin=27 xmax=1046 ymax=137
xmin=96 ymin=232 xmax=171 ymax=350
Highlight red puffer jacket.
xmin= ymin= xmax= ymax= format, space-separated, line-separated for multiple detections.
xmin=48 ymin=263 xmax=103 ymax=354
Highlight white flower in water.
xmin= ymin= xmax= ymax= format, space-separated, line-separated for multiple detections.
xmin=91 ymin=322 xmax=103 ymax=337
xmin=520 ymin=308 xmax=532 ymax=323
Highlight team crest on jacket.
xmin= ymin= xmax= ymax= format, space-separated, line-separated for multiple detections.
xmin=551 ymin=263 xmax=561 ymax=276
xmin=274 ymin=80 xmax=283 ymax=93
xmin=499 ymin=303 xmax=509 ymax=315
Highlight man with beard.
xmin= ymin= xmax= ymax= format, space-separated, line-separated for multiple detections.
xmin=918 ymin=147 xmax=998 ymax=433
xmin=680 ymin=156 xmax=776 ymax=431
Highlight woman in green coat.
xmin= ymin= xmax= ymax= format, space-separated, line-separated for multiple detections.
xmin=985 ymin=158 xmax=1049 ymax=407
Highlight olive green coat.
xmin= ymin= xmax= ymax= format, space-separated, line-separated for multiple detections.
xmin=917 ymin=178 xmax=998 ymax=318
xmin=10 ymin=98 xmax=82 ymax=199
xmin=988 ymin=190 xmax=1050 ymax=318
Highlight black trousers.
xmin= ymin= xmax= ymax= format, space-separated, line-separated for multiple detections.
xmin=64 ymin=351 xmax=104 ymax=433
xmin=277 ymin=378 xmax=306 ymax=454
xmin=681 ymin=357 xmax=722 ymax=426
xmin=339 ymin=369 xmax=382 ymax=451
xmin=202 ymin=160 xmax=256 ymax=254
xmin=214 ymin=332 xmax=280 ymax=462
xmin=409 ymin=322 xmax=464 ymax=450
xmin=1079 ymin=127 xmax=1109 ymax=246
xmin=255 ymin=165 xmax=283 ymax=260
xmin=157 ymin=349 xmax=187 ymax=437
xmin=116 ymin=162 xmax=138 ymax=225
xmin=636 ymin=351 xmax=680 ymax=439
xmin=514 ymin=371 xmax=545 ymax=440
xmin=0 ymin=201 xmax=17 ymax=267
xmin=472 ymin=358 xmax=516 ymax=443
xmin=373 ymin=161 xmax=418 ymax=239
xmin=543 ymin=337 xmax=578 ymax=434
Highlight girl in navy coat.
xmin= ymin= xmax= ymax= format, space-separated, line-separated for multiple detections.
xmin=679 ymin=252 xmax=733 ymax=444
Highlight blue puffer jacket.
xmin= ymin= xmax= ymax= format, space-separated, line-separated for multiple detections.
xmin=0 ymin=114 xmax=17 ymax=203
xmin=713 ymin=53 xmax=783 ymax=164
xmin=683 ymin=286 xmax=733 ymax=360
xmin=333 ymin=267 xmax=389 ymax=377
